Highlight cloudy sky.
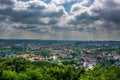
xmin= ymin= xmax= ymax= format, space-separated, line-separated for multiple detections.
xmin=0 ymin=0 xmax=120 ymax=40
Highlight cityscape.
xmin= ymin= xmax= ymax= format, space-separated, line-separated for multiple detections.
xmin=0 ymin=39 xmax=120 ymax=79
xmin=0 ymin=39 xmax=120 ymax=69
xmin=0 ymin=0 xmax=120 ymax=80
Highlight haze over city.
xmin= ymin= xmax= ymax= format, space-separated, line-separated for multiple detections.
xmin=0 ymin=0 xmax=120 ymax=40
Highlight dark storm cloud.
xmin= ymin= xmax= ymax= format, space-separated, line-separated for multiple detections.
xmin=12 ymin=25 xmax=36 ymax=30
xmin=0 ymin=0 xmax=66 ymax=26
xmin=67 ymin=0 xmax=120 ymax=32
xmin=0 ymin=15 xmax=7 ymax=21
xmin=91 ymin=0 xmax=120 ymax=23
xmin=68 ymin=12 xmax=99 ymax=25
xmin=0 ymin=0 xmax=15 ymax=6
xmin=97 ymin=9 xmax=120 ymax=25
xmin=91 ymin=0 xmax=120 ymax=30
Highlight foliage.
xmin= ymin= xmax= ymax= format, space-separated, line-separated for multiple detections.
xmin=0 ymin=58 xmax=120 ymax=80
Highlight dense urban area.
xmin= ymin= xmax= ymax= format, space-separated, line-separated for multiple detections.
xmin=0 ymin=39 xmax=120 ymax=80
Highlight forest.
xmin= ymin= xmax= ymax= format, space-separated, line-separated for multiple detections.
xmin=0 ymin=57 xmax=120 ymax=80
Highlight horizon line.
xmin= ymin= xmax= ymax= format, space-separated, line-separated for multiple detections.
xmin=0 ymin=38 xmax=120 ymax=42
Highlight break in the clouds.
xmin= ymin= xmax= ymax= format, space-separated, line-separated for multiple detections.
xmin=0 ymin=0 xmax=120 ymax=40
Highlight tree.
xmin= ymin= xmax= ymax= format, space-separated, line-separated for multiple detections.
xmin=2 ymin=70 xmax=18 ymax=80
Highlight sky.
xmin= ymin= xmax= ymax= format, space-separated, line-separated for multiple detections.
xmin=0 ymin=0 xmax=120 ymax=40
